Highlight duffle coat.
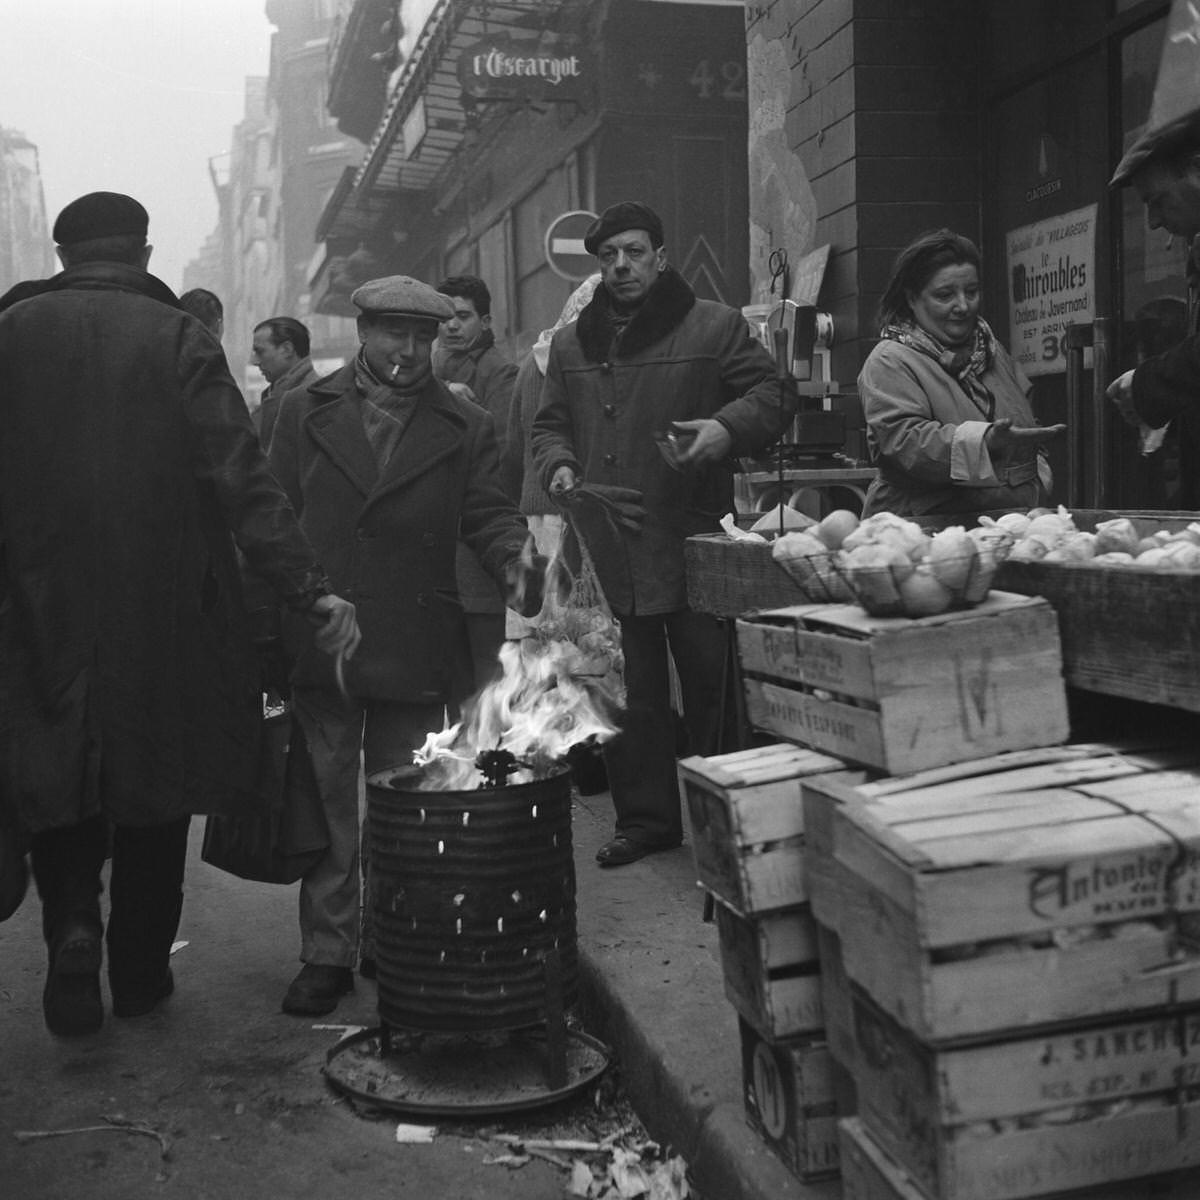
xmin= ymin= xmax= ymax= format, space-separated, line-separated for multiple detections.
xmin=0 ymin=263 xmax=328 ymax=832
xmin=530 ymin=267 xmax=794 ymax=614
xmin=268 ymin=363 xmax=531 ymax=702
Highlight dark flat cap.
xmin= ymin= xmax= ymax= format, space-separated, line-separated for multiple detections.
xmin=53 ymin=192 xmax=148 ymax=245
xmin=352 ymin=275 xmax=455 ymax=322
xmin=583 ymin=201 xmax=665 ymax=255
xmin=1110 ymin=111 xmax=1200 ymax=187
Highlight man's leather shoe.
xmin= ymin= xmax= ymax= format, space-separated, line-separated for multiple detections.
xmin=112 ymin=968 xmax=175 ymax=1019
xmin=595 ymin=834 xmax=681 ymax=868
xmin=282 ymin=964 xmax=353 ymax=1015
xmin=43 ymin=922 xmax=103 ymax=1037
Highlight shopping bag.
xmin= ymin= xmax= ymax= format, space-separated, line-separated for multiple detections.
xmin=533 ymin=511 xmax=626 ymax=708
xmin=201 ymin=698 xmax=327 ymax=884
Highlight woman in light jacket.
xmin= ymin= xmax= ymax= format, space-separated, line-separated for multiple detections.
xmin=859 ymin=228 xmax=1065 ymax=517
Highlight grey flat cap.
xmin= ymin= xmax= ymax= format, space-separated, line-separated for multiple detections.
xmin=352 ymin=275 xmax=455 ymax=322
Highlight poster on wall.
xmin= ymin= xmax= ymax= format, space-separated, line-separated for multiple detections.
xmin=1006 ymin=204 xmax=1097 ymax=377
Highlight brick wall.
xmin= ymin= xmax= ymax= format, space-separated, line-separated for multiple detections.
xmin=747 ymin=0 xmax=982 ymax=391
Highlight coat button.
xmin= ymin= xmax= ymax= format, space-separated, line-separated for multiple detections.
xmin=601 ymin=361 xmax=612 ymax=373
xmin=417 ymin=593 xmax=430 ymax=608
xmin=603 ymin=404 xmax=616 ymax=418
xmin=422 ymin=532 xmax=436 ymax=547
xmin=603 ymin=453 xmax=616 ymax=467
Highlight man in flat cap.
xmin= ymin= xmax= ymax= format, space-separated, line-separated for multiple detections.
xmin=1106 ymin=99 xmax=1200 ymax=504
xmin=267 ymin=273 xmax=542 ymax=1014
xmin=0 ymin=191 xmax=360 ymax=1037
xmin=532 ymin=200 xmax=798 ymax=868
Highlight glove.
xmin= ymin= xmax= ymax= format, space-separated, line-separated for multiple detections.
xmin=506 ymin=553 xmax=549 ymax=618
xmin=575 ymin=484 xmax=646 ymax=532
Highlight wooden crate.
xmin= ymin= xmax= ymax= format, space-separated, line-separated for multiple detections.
xmin=680 ymin=743 xmax=850 ymax=914
xmin=738 ymin=1016 xmax=840 ymax=1182
xmin=714 ymin=897 xmax=823 ymax=1039
xmin=847 ymin=981 xmax=1200 ymax=1200
xmin=802 ymin=743 xmax=1200 ymax=1041
xmin=737 ymin=591 xmax=1069 ymax=775
xmin=684 ymin=532 xmax=812 ymax=618
xmin=838 ymin=1115 xmax=1200 ymax=1200
xmin=986 ymin=509 xmax=1200 ymax=713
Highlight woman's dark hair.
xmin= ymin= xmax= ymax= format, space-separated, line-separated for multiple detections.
xmin=878 ymin=229 xmax=981 ymax=329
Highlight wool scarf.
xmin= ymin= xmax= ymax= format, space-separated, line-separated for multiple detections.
xmin=354 ymin=350 xmax=427 ymax=467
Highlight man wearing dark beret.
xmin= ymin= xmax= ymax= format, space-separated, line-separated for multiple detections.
xmin=267 ymin=273 xmax=543 ymax=1014
xmin=0 ymin=191 xmax=360 ymax=1037
xmin=532 ymin=200 xmax=799 ymax=867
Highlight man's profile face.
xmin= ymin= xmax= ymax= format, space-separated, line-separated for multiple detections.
xmin=1136 ymin=158 xmax=1200 ymax=238
xmin=439 ymin=296 xmax=488 ymax=352
xmin=597 ymin=229 xmax=665 ymax=307
xmin=359 ymin=316 xmax=436 ymax=388
xmin=251 ymin=328 xmax=295 ymax=384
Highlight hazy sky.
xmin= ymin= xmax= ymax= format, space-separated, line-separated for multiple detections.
xmin=0 ymin=0 xmax=274 ymax=291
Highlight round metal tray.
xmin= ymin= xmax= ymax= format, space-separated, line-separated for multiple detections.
xmin=323 ymin=1025 xmax=611 ymax=1117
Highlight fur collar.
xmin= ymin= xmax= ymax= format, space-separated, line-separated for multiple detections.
xmin=575 ymin=266 xmax=696 ymax=363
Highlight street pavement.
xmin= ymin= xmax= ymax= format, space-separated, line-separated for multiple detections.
xmin=571 ymin=788 xmax=838 ymax=1200
xmin=0 ymin=785 xmax=836 ymax=1200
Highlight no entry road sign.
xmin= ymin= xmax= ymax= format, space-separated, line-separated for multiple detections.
xmin=544 ymin=209 xmax=598 ymax=281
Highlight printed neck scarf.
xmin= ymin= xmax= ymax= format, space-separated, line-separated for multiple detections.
xmin=880 ymin=316 xmax=999 ymax=419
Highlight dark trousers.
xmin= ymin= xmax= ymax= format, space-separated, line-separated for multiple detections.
xmin=601 ymin=608 xmax=727 ymax=845
xmin=30 ymin=814 xmax=190 ymax=999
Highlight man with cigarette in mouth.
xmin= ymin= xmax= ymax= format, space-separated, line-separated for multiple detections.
xmin=267 ymin=275 xmax=542 ymax=1015
xmin=1106 ymin=120 xmax=1200 ymax=501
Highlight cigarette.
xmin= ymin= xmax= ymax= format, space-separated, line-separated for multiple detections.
xmin=389 ymin=364 xmax=401 ymax=381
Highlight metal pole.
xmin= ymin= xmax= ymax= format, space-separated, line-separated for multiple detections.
xmin=1090 ymin=317 xmax=1112 ymax=509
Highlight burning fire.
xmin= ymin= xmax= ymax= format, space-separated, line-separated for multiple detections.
xmin=413 ymin=634 xmax=622 ymax=791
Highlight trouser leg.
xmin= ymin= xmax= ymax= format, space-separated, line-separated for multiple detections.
xmin=29 ymin=815 xmax=107 ymax=945
xmin=601 ymin=613 xmax=682 ymax=846
xmin=464 ymin=611 xmax=506 ymax=692
xmin=665 ymin=608 xmax=729 ymax=760
xmin=292 ymin=687 xmax=366 ymax=969
xmin=106 ymin=815 xmax=190 ymax=999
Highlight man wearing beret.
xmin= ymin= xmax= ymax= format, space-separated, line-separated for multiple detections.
xmin=1107 ymin=124 xmax=1200 ymax=505
xmin=0 ymin=191 xmax=360 ymax=1037
xmin=531 ymin=200 xmax=798 ymax=867
xmin=267 ymin=274 xmax=541 ymax=1014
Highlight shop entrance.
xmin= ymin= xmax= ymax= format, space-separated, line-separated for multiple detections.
xmin=981 ymin=1 xmax=1181 ymax=511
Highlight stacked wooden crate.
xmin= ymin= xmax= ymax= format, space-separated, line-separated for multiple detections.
xmin=680 ymin=742 xmax=851 ymax=1182
xmin=801 ymin=743 xmax=1200 ymax=1200
xmin=735 ymin=591 xmax=1070 ymax=775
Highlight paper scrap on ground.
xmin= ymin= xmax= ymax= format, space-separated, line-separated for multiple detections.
xmin=394 ymin=1123 xmax=437 ymax=1144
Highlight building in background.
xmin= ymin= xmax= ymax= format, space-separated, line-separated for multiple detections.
xmin=0 ymin=128 xmax=55 ymax=295
xmin=183 ymin=0 xmax=362 ymax=409
xmin=312 ymin=0 xmax=751 ymax=360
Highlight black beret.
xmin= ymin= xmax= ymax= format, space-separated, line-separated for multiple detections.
xmin=583 ymin=201 xmax=665 ymax=255
xmin=53 ymin=192 xmax=148 ymax=246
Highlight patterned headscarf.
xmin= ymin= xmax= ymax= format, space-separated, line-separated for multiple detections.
xmin=880 ymin=316 xmax=1000 ymax=419
xmin=531 ymin=274 xmax=602 ymax=375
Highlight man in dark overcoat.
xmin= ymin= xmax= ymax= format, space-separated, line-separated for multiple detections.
xmin=268 ymin=274 xmax=540 ymax=1015
xmin=531 ymin=201 xmax=797 ymax=868
xmin=0 ymin=192 xmax=359 ymax=1037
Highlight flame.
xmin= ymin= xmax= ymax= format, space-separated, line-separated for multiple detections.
xmin=413 ymin=636 xmax=622 ymax=790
